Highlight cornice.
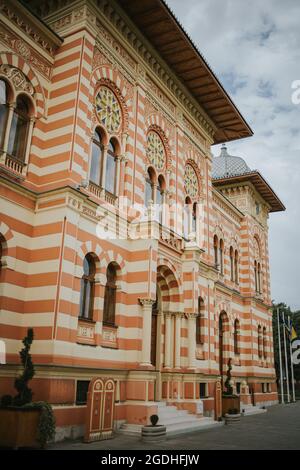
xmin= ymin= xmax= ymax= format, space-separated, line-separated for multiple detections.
xmin=0 ymin=0 xmax=62 ymax=57
xmin=40 ymin=0 xmax=216 ymax=143
xmin=212 ymin=187 xmax=244 ymax=224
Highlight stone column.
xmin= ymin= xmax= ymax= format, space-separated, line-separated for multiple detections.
xmin=164 ymin=312 xmax=172 ymax=369
xmin=139 ymin=298 xmax=155 ymax=367
xmin=187 ymin=313 xmax=197 ymax=369
xmin=174 ymin=313 xmax=182 ymax=369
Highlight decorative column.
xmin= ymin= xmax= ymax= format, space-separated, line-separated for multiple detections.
xmin=187 ymin=313 xmax=196 ymax=369
xmin=174 ymin=313 xmax=182 ymax=369
xmin=139 ymin=298 xmax=155 ymax=367
xmin=164 ymin=312 xmax=172 ymax=369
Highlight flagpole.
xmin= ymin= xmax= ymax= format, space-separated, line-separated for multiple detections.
xmin=282 ymin=311 xmax=290 ymax=403
xmin=288 ymin=315 xmax=296 ymax=402
xmin=277 ymin=308 xmax=284 ymax=404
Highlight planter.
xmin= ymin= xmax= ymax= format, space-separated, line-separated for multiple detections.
xmin=0 ymin=407 xmax=41 ymax=449
xmin=225 ymin=413 xmax=241 ymax=425
xmin=141 ymin=425 xmax=167 ymax=443
xmin=222 ymin=395 xmax=240 ymax=417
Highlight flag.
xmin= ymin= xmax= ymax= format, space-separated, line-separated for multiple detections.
xmin=291 ymin=326 xmax=298 ymax=342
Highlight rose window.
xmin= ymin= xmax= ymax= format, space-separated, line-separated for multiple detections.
xmin=146 ymin=131 xmax=166 ymax=170
xmin=95 ymin=86 xmax=121 ymax=133
xmin=184 ymin=164 xmax=198 ymax=198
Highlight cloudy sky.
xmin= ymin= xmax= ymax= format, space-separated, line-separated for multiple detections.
xmin=167 ymin=0 xmax=300 ymax=310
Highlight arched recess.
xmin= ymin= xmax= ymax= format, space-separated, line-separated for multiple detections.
xmin=0 ymin=52 xmax=45 ymax=118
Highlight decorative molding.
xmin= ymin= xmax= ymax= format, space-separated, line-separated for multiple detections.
xmin=0 ymin=64 xmax=34 ymax=95
xmin=0 ymin=24 xmax=53 ymax=79
xmin=0 ymin=0 xmax=60 ymax=57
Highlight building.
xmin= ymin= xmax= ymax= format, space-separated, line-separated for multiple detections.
xmin=0 ymin=0 xmax=285 ymax=440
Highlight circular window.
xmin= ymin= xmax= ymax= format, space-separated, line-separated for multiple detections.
xmin=184 ymin=164 xmax=198 ymax=198
xmin=146 ymin=131 xmax=166 ymax=170
xmin=95 ymin=86 xmax=121 ymax=133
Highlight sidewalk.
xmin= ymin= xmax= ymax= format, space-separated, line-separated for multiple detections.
xmin=51 ymin=402 xmax=300 ymax=450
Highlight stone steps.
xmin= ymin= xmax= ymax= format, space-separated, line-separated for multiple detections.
xmin=241 ymin=404 xmax=267 ymax=416
xmin=118 ymin=402 xmax=223 ymax=438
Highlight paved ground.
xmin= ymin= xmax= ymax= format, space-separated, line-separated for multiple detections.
xmin=51 ymin=402 xmax=300 ymax=450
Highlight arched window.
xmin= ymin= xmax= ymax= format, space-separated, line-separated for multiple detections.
xmin=0 ymin=79 xmax=9 ymax=149
xmin=184 ymin=196 xmax=192 ymax=239
xmin=192 ymin=202 xmax=197 ymax=233
xmin=258 ymin=325 xmax=262 ymax=358
xmin=89 ymin=129 xmax=103 ymax=186
xmin=219 ymin=239 xmax=224 ymax=275
xmin=105 ymin=140 xmax=116 ymax=194
xmin=213 ymin=235 xmax=218 ymax=268
xmin=145 ymin=168 xmax=155 ymax=208
xmin=156 ymin=175 xmax=165 ymax=224
xmin=8 ymin=95 xmax=30 ymax=161
xmin=79 ymin=254 xmax=96 ymax=320
xmin=234 ymin=319 xmax=240 ymax=355
xmin=103 ymin=263 xmax=117 ymax=325
xmin=257 ymin=262 xmax=262 ymax=293
xmin=234 ymin=250 xmax=239 ymax=284
xmin=230 ymin=246 xmax=234 ymax=281
xmin=196 ymin=296 xmax=205 ymax=345
xmin=254 ymin=260 xmax=258 ymax=292
xmin=263 ymin=326 xmax=267 ymax=359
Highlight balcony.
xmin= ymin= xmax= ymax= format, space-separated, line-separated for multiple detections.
xmin=0 ymin=153 xmax=26 ymax=179
xmin=88 ymin=181 xmax=117 ymax=206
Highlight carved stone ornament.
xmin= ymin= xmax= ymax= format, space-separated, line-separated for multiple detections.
xmin=0 ymin=65 xmax=34 ymax=95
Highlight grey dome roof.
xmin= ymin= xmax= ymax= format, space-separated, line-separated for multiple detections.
xmin=212 ymin=144 xmax=251 ymax=179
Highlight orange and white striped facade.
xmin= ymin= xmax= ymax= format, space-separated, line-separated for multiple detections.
xmin=0 ymin=0 xmax=283 ymax=439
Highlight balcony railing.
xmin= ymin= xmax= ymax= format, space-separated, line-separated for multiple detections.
xmin=88 ymin=181 xmax=117 ymax=205
xmin=0 ymin=153 xmax=26 ymax=177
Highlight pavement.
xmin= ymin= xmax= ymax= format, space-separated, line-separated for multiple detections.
xmin=51 ymin=401 xmax=300 ymax=450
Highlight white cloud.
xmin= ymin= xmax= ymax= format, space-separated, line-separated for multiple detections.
xmin=168 ymin=0 xmax=300 ymax=309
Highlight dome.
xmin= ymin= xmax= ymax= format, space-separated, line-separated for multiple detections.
xmin=212 ymin=144 xmax=251 ymax=179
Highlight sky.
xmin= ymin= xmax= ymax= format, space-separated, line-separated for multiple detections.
xmin=167 ymin=0 xmax=300 ymax=310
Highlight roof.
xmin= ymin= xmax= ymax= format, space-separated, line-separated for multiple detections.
xmin=213 ymin=170 xmax=286 ymax=213
xmin=212 ymin=144 xmax=251 ymax=178
xmin=117 ymin=0 xmax=253 ymax=144
xmin=212 ymin=144 xmax=285 ymax=212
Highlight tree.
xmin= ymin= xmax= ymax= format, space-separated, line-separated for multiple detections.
xmin=272 ymin=302 xmax=300 ymax=390
xmin=14 ymin=328 xmax=35 ymax=406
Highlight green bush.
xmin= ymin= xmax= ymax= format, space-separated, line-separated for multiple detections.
xmin=23 ymin=402 xmax=56 ymax=448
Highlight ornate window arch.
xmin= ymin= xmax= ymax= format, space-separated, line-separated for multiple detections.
xmin=0 ymin=67 xmax=36 ymax=176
